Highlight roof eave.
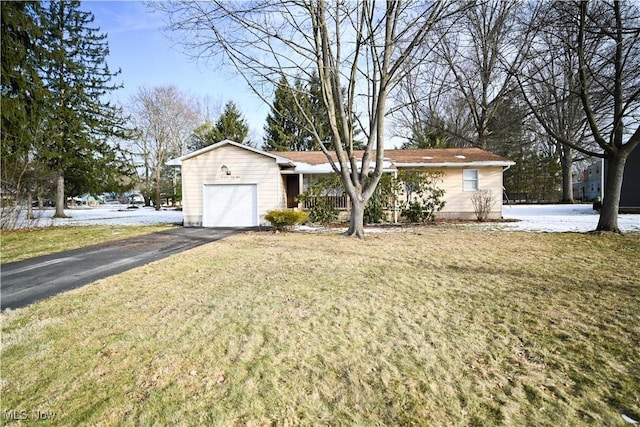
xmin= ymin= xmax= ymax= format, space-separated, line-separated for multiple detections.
xmin=166 ymin=139 xmax=295 ymax=167
xmin=395 ymin=161 xmax=515 ymax=168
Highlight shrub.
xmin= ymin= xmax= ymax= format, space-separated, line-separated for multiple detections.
xmin=471 ymin=190 xmax=495 ymax=221
xmin=297 ymin=174 xmax=342 ymax=225
xmin=364 ymin=173 xmax=398 ymax=223
xmin=398 ymin=170 xmax=446 ymax=223
xmin=265 ymin=209 xmax=308 ymax=231
xmin=364 ymin=199 xmax=386 ymax=224
xmin=306 ymin=198 xmax=338 ymax=224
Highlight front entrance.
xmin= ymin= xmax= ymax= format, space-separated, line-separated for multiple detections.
xmin=285 ymin=175 xmax=300 ymax=208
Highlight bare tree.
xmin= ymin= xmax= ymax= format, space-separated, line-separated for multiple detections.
xmin=515 ymin=2 xmax=596 ymax=203
xmin=517 ymin=1 xmax=640 ymax=233
xmin=156 ymin=0 xmax=463 ymax=238
xmin=391 ymin=56 xmax=454 ymax=148
xmin=434 ymin=0 xmax=525 ymax=150
xmin=197 ymin=95 xmax=222 ymax=125
xmin=129 ymin=85 xmax=200 ymax=210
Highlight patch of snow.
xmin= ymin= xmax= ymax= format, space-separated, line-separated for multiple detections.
xmin=9 ymin=204 xmax=182 ymax=229
xmin=296 ymin=225 xmax=405 ymax=234
xmin=9 ymin=203 xmax=640 ymax=233
xmin=497 ymin=204 xmax=640 ymax=233
xmin=297 ymin=204 xmax=639 ymax=234
xmin=622 ymin=413 xmax=639 ymax=424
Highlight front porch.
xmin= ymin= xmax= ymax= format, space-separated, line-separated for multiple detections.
xmin=282 ymin=172 xmax=397 ymax=222
xmin=283 ymin=173 xmax=350 ymax=211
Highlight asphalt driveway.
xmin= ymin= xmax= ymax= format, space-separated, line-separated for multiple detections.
xmin=1 ymin=227 xmax=248 ymax=311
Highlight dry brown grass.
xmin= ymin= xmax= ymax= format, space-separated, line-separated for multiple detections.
xmin=1 ymin=228 xmax=639 ymax=426
xmin=0 ymin=225 xmax=176 ymax=263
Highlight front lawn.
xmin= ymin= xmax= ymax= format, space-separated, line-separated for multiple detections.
xmin=1 ymin=229 xmax=638 ymax=426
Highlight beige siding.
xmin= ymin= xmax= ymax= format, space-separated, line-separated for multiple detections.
xmin=181 ymin=145 xmax=286 ymax=226
xmin=394 ymin=167 xmax=505 ymax=220
xmin=436 ymin=167 xmax=505 ymax=220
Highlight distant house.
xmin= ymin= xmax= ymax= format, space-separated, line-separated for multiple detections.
xmin=167 ymin=140 xmax=515 ymax=227
xmin=572 ymin=161 xmax=602 ymax=202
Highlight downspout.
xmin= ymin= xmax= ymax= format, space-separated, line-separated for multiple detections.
xmin=502 ymin=164 xmax=513 ymax=206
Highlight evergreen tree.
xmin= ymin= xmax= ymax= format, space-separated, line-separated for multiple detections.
xmin=401 ymin=114 xmax=449 ymax=149
xmin=263 ymin=76 xmax=314 ymax=151
xmin=187 ymin=121 xmax=216 ymax=152
xmin=40 ymin=0 xmax=132 ymax=217
xmin=1 ymin=1 xmax=49 ymax=216
xmin=263 ymin=73 xmax=360 ymax=152
xmin=307 ymin=72 xmax=333 ymax=149
xmin=308 ymin=71 xmax=365 ymax=151
xmin=210 ymin=101 xmax=250 ymax=145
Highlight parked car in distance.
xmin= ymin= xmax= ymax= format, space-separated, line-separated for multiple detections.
xmin=129 ymin=194 xmax=145 ymax=206
xmin=32 ymin=199 xmax=56 ymax=207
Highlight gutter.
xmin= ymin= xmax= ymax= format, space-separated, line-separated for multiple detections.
xmin=395 ymin=161 xmax=516 ymax=168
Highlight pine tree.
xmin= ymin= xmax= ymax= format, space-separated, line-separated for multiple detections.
xmin=307 ymin=72 xmax=331 ymax=149
xmin=401 ymin=113 xmax=449 ymax=149
xmin=263 ymin=76 xmax=314 ymax=151
xmin=188 ymin=121 xmax=216 ymax=152
xmin=309 ymin=72 xmax=364 ymax=151
xmin=210 ymin=101 xmax=250 ymax=145
xmin=1 ymin=1 xmax=49 ymax=216
xmin=263 ymin=73 xmax=360 ymax=152
xmin=40 ymin=0 xmax=132 ymax=217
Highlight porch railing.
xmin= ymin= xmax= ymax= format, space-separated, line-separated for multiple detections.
xmin=302 ymin=195 xmax=349 ymax=210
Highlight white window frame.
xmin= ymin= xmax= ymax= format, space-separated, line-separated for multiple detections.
xmin=463 ymin=169 xmax=479 ymax=192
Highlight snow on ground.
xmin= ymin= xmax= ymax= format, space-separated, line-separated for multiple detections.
xmin=301 ymin=203 xmax=640 ymax=233
xmin=498 ymin=203 xmax=640 ymax=233
xmin=10 ymin=204 xmax=183 ymax=229
xmin=7 ymin=203 xmax=639 ymax=233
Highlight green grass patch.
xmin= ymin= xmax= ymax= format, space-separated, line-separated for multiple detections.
xmin=0 ymin=225 xmax=176 ymax=264
xmin=1 ymin=230 xmax=639 ymax=425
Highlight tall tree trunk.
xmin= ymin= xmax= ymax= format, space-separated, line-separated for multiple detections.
xmin=346 ymin=197 xmax=365 ymax=239
xmin=26 ymin=191 xmax=33 ymax=220
xmin=54 ymin=170 xmax=68 ymax=218
xmin=145 ymin=163 xmax=152 ymax=207
xmin=596 ymin=154 xmax=626 ymax=233
xmin=155 ymin=168 xmax=162 ymax=211
xmin=561 ymin=148 xmax=574 ymax=203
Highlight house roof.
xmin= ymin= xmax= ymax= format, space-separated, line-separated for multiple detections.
xmin=166 ymin=140 xmax=295 ymax=167
xmin=273 ymin=147 xmax=514 ymax=169
xmin=166 ymin=142 xmax=515 ymax=171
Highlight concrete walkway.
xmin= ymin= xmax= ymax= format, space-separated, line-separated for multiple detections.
xmin=1 ymin=227 xmax=248 ymax=311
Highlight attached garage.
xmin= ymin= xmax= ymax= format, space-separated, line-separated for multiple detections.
xmin=202 ymin=184 xmax=258 ymax=227
xmin=167 ymin=140 xmax=294 ymax=227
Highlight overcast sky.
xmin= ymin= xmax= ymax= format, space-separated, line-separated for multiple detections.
xmin=83 ymin=1 xmax=269 ymax=142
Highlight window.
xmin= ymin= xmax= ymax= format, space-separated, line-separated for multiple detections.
xmin=463 ymin=169 xmax=478 ymax=191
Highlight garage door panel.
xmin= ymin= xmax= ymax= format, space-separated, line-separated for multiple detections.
xmin=203 ymin=184 xmax=257 ymax=227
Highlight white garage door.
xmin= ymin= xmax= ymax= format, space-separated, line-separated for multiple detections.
xmin=202 ymin=184 xmax=258 ymax=227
